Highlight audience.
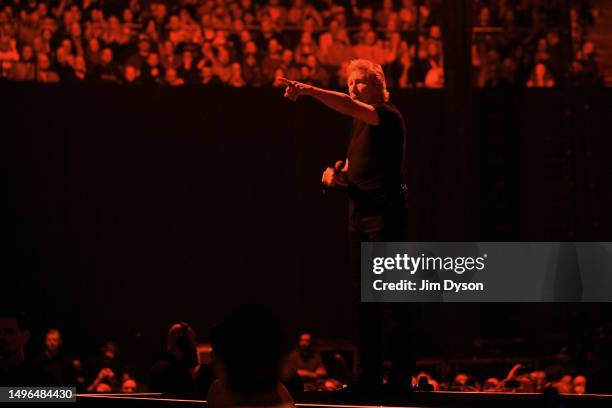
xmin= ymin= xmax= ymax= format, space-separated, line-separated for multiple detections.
xmin=0 ymin=308 xmax=602 ymax=395
xmin=0 ymin=0 xmax=446 ymax=88
xmin=472 ymin=0 xmax=603 ymax=87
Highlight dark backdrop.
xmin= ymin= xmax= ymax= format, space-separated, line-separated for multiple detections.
xmin=3 ymin=83 xmax=611 ymax=373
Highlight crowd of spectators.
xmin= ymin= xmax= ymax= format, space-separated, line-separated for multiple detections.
xmin=0 ymin=0 xmax=446 ymax=89
xmin=0 ymin=1 xmax=606 ymax=89
xmin=1 ymin=309 xmax=597 ymax=400
xmin=413 ymin=365 xmax=588 ymax=394
xmin=472 ymin=0 xmax=603 ymax=87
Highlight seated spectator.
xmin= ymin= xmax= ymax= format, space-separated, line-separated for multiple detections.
xmin=141 ymin=52 xmax=164 ymax=84
xmin=409 ymin=46 xmax=431 ymax=87
xmin=273 ymin=67 xmax=288 ymax=87
xmin=164 ymin=67 xmax=185 ymax=86
xmin=149 ymin=322 xmax=198 ymax=393
xmin=36 ymin=53 xmax=60 ymax=83
xmin=242 ymin=54 xmax=266 ymax=86
xmin=287 ymin=0 xmax=323 ymax=28
xmin=279 ymin=49 xmax=300 ymax=81
xmin=399 ymin=0 xmax=417 ymax=31
xmin=91 ymin=48 xmax=120 ymax=82
xmin=207 ymin=305 xmax=295 ymax=408
xmin=526 ymin=63 xmax=555 ymax=88
xmin=294 ymin=31 xmax=318 ymax=66
xmin=228 ymin=62 xmax=246 ymax=87
xmin=262 ymin=38 xmax=284 ymax=83
xmin=177 ymin=48 xmax=199 ymax=84
xmin=121 ymin=377 xmax=138 ymax=393
xmin=211 ymin=48 xmax=232 ymax=84
xmin=161 ymin=41 xmax=179 ymax=70
xmin=318 ymin=25 xmax=354 ymax=68
xmin=304 ymin=55 xmax=330 ymax=87
xmin=72 ymin=358 xmax=86 ymax=391
xmin=125 ymin=37 xmax=153 ymax=72
xmin=573 ymin=375 xmax=587 ymax=394
xmin=553 ymin=374 xmax=574 ymax=394
xmin=87 ymin=367 xmax=120 ymax=392
xmin=85 ymin=38 xmax=101 ymax=68
xmin=414 ymin=371 xmax=439 ymax=391
xmin=53 ymin=46 xmax=75 ymax=82
xmin=0 ymin=311 xmax=53 ymax=386
xmin=67 ymin=55 xmax=87 ymax=81
xmin=574 ymin=41 xmax=600 ymax=85
xmin=202 ymin=64 xmax=223 ymax=86
xmin=0 ymin=37 xmax=19 ymax=78
xmin=32 ymin=329 xmax=76 ymax=386
xmin=85 ymin=341 xmax=125 ymax=392
xmin=122 ymin=64 xmax=142 ymax=85
xmin=9 ymin=44 xmax=35 ymax=81
xmin=482 ymin=377 xmax=500 ymax=391
xmin=288 ymin=332 xmax=327 ymax=383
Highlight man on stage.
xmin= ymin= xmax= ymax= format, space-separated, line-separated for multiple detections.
xmin=281 ymin=59 xmax=413 ymax=399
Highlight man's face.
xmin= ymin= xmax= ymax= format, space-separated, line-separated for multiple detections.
xmin=125 ymin=66 xmax=138 ymax=81
xmin=74 ymin=56 xmax=86 ymax=72
xmin=282 ymin=50 xmax=292 ymax=64
xmin=70 ymin=22 xmax=81 ymax=37
xmin=89 ymin=39 xmax=99 ymax=52
xmin=218 ymin=49 xmax=229 ymax=65
xmin=101 ymin=48 xmax=113 ymax=64
xmin=22 ymin=46 xmax=33 ymax=61
xmin=147 ymin=53 xmax=159 ymax=66
xmin=61 ymin=39 xmax=72 ymax=54
xmin=298 ymin=333 xmax=312 ymax=349
xmin=121 ymin=379 xmax=137 ymax=393
xmin=268 ymin=39 xmax=280 ymax=55
xmin=0 ymin=318 xmax=28 ymax=358
xmin=166 ymin=68 xmax=177 ymax=81
xmin=347 ymin=71 xmax=373 ymax=103
xmin=38 ymin=53 xmax=50 ymax=69
xmin=202 ymin=66 xmax=212 ymax=79
xmin=138 ymin=40 xmax=151 ymax=54
xmin=45 ymin=331 xmax=61 ymax=353
xmin=123 ymin=9 xmax=133 ymax=23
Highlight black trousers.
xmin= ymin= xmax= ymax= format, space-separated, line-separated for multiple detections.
xmin=348 ymin=202 xmax=415 ymax=388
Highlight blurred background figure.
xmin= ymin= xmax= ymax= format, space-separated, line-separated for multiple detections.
xmin=85 ymin=340 xmax=124 ymax=392
xmin=0 ymin=311 xmax=51 ymax=386
xmin=288 ymin=332 xmax=327 ymax=388
xmin=207 ymin=305 xmax=295 ymax=408
xmin=149 ymin=322 xmax=198 ymax=393
xmin=33 ymin=328 xmax=75 ymax=386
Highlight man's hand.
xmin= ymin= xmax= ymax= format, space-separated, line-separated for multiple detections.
xmin=97 ymin=368 xmax=114 ymax=380
xmin=279 ymin=77 xmax=311 ymax=101
xmin=322 ymin=160 xmax=348 ymax=187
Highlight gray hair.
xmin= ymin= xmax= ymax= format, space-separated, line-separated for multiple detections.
xmin=347 ymin=59 xmax=390 ymax=102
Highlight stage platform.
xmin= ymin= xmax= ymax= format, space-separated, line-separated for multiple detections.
xmin=75 ymin=391 xmax=612 ymax=407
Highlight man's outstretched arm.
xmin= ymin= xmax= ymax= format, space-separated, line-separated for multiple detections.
xmin=280 ymin=78 xmax=379 ymax=125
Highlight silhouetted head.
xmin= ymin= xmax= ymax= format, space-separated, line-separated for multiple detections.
xmin=211 ymin=305 xmax=290 ymax=396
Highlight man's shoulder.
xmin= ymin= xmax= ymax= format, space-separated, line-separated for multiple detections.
xmin=373 ymin=102 xmax=403 ymax=126
xmin=375 ymin=101 xmax=401 ymax=115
